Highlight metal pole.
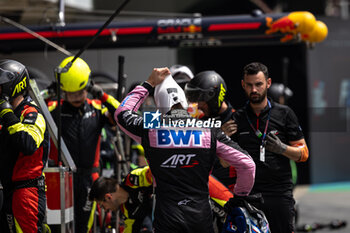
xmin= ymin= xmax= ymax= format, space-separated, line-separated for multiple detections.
xmin=0 ymin=16 xmax=72 ymax=56
xmin=54 ymin=69 xmax=67 ymax=164
xmin=60 ymin=165 xmax=66 ymax=233
xmin=28 ymin=79 xmax=76 ymax=171
xmin=70 ymin=0 xmax=131 ymax=64
xmin=117 ymin=56 xmax=126 ymax=101
xmin=57 ymin=0 xmax=66 ymax=27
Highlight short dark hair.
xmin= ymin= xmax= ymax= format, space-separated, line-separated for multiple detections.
xmin=243 ymin=62 xmax=269 ymax=80
xmin=89 ymin=177 xmax=118 ymax=201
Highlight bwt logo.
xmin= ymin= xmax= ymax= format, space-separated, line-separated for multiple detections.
xmin=157 ymin=129 xmax=202 ymax=146
xmin=143 ymin=110 xmax=161 ymax=129
xmin=161 ymin=154 xmax=198 ymax=168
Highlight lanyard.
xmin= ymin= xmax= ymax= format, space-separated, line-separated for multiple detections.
xmin=245 ymin=100 xmax=271 ymax=143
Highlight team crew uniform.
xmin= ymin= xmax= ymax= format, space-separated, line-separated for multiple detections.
xmin=0 ymin=96 xmax=49 ymax=233
xmin=122 ymin=166 xmax=236 ymax=233
xmin=48 ymin=93 xmax=119 ymax=233
xmin=120 ymin=166 xmax=153 ymax=233
xmin=232 ymin=99 xmax=304 ymax=233
xmin=114 ymin=83 xmax=255 ymax=233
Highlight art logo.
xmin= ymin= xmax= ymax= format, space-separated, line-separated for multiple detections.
xmin=12 ymin=76 xmax=27 ymax=96
xmin=218 ymin=83 xmax=226 ymax=107
xmin=161 ymin=153 xmax=198 ymax=168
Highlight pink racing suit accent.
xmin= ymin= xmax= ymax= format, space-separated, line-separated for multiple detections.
xmin=114 ymin=83 xmax=255 ymax=233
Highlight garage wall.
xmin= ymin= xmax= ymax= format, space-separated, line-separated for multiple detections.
xmin=308 ymin=17 xmax=350 ymax=184
xmin=0 ymin=47 xmax=176 ymax=90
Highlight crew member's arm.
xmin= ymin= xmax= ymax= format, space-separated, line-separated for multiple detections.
xmin=215 ymin=130 xmax=255 ymax=197
xmin=283 ymin=138 xmax=308 ymax=162
xmin=122 ymin=166 xmax=153 ymax=189
xmin=114 ymin=68 xmax=170 ymax=143
xmin=0 ymin=99 xmax=46 ymax=155
xmin=99 ymin=93 xmax=120 ymax=118
xmin=265 ymin=108 xmax=309 ymax=162
xmin=88 ymin=82 xmax=120 ymax=124
xmin=221 ymin=119 xmax=237 ymax=137
xmin=113 ymin=83 xmax=151 ymax=144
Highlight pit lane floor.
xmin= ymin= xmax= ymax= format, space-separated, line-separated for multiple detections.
xmin=294 ymin=182 xmax=350 ymax=233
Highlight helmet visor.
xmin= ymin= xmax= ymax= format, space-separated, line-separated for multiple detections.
xmin=184 ymin=84 xmax=215 ymax=102
xmin=0 ymin=68 xmax=15 ymax=85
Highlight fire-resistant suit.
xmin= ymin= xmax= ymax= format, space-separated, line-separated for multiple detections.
xmin=48 ymin=93 xmax=119 ymax=233
xmin=114 ymin=83 xmax=255 ymax=233
xmin=0 ymin=96 xmax=49 ymax=233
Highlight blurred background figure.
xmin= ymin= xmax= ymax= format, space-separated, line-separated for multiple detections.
xmin=268 ymin=83 xmax=298 ymax=184
xmin=169 ymin=64 xmax=194 ymax=90
xmin=89 ymin=166 xmax=153 ymax=233
xmin=268 ymin=83 xmax=293 ymax=105
xmin=170 ymin=65 xmax=206 ymax=119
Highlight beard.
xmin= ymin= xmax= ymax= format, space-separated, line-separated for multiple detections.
xmin=247 ymin=88 xmax=268 ymax=104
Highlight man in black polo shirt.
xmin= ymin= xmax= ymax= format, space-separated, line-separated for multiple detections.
xmin=226 ymin=62 xmax=309 ymax=233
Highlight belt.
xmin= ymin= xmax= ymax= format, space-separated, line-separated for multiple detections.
xmin=12 ymin=176 xmax=45 ymax=190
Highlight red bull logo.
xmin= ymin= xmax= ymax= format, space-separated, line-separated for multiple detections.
xmin=265 ymin=16 xmax=296 ymax=42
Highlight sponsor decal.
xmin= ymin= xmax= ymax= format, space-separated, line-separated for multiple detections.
xmin=12 ymin=76 xmax=27 ymax=96
xmin=143 ymin=110 xmax=161 ymax=129
xmin=157 ymin=130 xmax=202 ymax=146
xmin=218 ymin=83 xmax=226 ymax=107
xmin=161 ymin=153 xmax=197 ymax=168
xmin=143 ymin=111 xmax=221 ymax=129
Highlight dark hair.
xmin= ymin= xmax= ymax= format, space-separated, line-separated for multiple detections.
xmin=89 ymin=177 xmax=118 ymax=201
xmin=243 ymin=62 xmax=269 ymax=80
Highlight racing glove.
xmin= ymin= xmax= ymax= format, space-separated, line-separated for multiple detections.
xmin=224 ymin=193 xmax=264 ymax=214
xmin=0 ymin=99 xmax=13 ymax=118
xmin=0 ymin=98 xmax=19 ymax=128
xmin=265 ymin=132 xmax=287 ymax=155
xmin=224 ymin=195 xmax=247 ymax=212
xmin=87 ymin=81 xmax=104 ymax=99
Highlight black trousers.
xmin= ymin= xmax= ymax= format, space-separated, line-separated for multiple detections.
xmin=254 ymin=194 xmax=295 ymax=233
xmin=74 ymin=173 xmax=94 ymax=233
xmin=153 ymin=197 xmax=214 ymax=233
